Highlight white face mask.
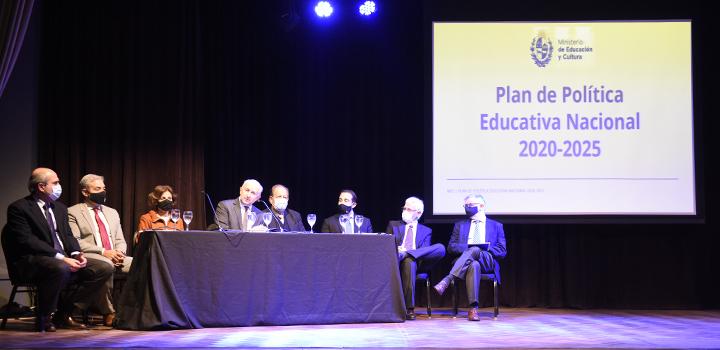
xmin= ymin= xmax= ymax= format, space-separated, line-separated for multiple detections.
xmin=273 ymin=198 xmax=288 ymax=211
xmin=402 ymin=210 xmax=416 ymax=224
xmin=49 ymin=184 xmax=62 ymax=201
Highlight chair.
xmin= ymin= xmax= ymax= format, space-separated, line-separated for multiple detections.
xmin=450 ymin=273 xmax=499 ymax=319
xmin=415 ymin=272 xmax=433 ymax=318
xmin=0 ymin=282 xmax=36 ymax=329
xmin=1 ymin=226 xmax=37 ymax=329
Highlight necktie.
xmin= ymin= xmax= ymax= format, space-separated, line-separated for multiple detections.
xmin=94 ymin=207 xmax=112 ymax=250
xmin=242 ymin=206 xmax=249 ymax=231
xmin=43 ymin=204 xmax=64 ymax=254
xmin=471 ymin=220 xmax=482 ymax=243
xmin=403 ymin=225 xmax=415 ymax=251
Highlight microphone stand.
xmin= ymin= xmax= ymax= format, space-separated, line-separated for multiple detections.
xmin=201 ymin=190 xmax=223 ymax=232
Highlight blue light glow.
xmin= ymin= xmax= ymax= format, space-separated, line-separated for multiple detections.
xmin=315 ymin=1 xmax=334 ymax=18
xmin=358 ymin=1 xmax=376 ymax=16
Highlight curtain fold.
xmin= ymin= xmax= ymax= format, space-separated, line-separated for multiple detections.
xmin=0 ymin=0 xmax=34 ymax=99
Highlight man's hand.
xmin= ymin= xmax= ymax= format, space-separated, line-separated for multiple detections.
xmin=63 ymin=257 xmax=84 ymax=272
xmin=103 ymin=249 xmax=125 ymax=264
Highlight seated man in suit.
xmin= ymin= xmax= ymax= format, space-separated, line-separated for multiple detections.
xmin=385 ymin=197 xmax=445 ymax=320
xmin=68 ymin=174 xmax=132 ymax=327
xmin=215 ymin=179 xmax=265 ymax=231
xmin=433 ymin=194 xmax=506 ymax=321
xmin=2 ymin=168 xmax=113 ymax=331
xmin=263 ymin=184 xmax=305 ymax=232
xmin=321 ymin=189 xmax=373 ymax=233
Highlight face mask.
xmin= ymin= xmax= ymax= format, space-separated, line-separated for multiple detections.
xmin=338 ymin=204 xmax=352 ymax=214
xmin=48 ymin=184 xmax=62 ymax=201
xmin=158 ymin=199 xmax=173 ymax=212
xmin=88 ymin=191 xmax=107 ymax=204
xmin=464 ymin=205 xmax=479 ymax=218
xmin=402 ymin=210 xmax=416 ymax=224
xmin=273 ymin=198 xmax=288 ymax=211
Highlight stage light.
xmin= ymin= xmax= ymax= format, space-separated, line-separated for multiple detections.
xmin=314 ymin=1 xmax=334 ymax=18
xmin=358 ymin=1 xmax=376 ymax=16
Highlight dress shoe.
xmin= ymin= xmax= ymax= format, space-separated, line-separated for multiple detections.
xmin=468 ymin=307 xmax=480 ymax=321
xmin=103 ymin=313 xmax=116 ymax=327
xmin=406 ymin=308 xmax=416 ymax=320
xmin=53 ymin=314 xmax=88 ymax=330
xmin=433 ymin=277 xmax=450 ymax=295
xmin=35 ymin=315 xmax=56 ymax=332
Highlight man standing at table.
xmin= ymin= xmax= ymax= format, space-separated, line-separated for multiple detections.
xmin=2 ymin=168 xmax=113 ymax=331
xmin=215 ymin=179 xmax=265 ymax=231
xmin=263 ymin=184 xmax=304 ymax=232
xmin=385 ymin=196 xmax=445 ymax=320
xmin=433 ymin=194 xmax=506 ymax=321
xmin=68 ymin=174 xmax=132 ymax=327
xmin=321 ymin=189 xmax=373 ymax=233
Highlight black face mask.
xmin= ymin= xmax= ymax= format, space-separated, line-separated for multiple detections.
xmin=88 ymin=191 xmax=107 ymax=204
xmin=464 ymin=205 xmax=479 ymax=218
xmin=338 ymin=204 xmax=352 ymax=214
xmin=158 ymin=200 xmax=173 ymax=212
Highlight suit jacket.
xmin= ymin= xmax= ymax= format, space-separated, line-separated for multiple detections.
xmin=263 ymin=208 xmax=305 ymax=232
xmin=2 ymin=196 xmax=81 ymax=268
xmin=321 ymin=213 xmax=373 ymax=233
xmin=385 ymin=220 xmax=445 ymax=261
xmin=215 ymin=198 xmax=264 ymax=230
xmin=68 ymin=203 xmax=127 ymax=255
xmin=448 ymin=217 xmax=507 ymax=282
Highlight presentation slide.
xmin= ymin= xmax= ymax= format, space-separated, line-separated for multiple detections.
xmin=432 ymin=21 xmax=694 ymax=216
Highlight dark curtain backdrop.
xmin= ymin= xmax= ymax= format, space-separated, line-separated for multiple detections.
xmin=35 ymin=0 xmax=718 ymax=308
xmin=37 ymin=1 xmax=206 ymax=249
xmin=0 ymin=0 xmax=34 ymax=98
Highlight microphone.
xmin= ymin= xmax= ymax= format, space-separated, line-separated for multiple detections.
xmin=257 ymin=199 xmax=284 ymax=232
xmin=201 ymin=190 xmax=223 ymax=232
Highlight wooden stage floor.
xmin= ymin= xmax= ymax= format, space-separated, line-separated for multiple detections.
xmin=1 ymin=308 xmax=719 ymax=349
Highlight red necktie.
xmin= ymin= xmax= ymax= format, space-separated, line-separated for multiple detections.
xmin=94 ymin=207 xmax=112 ymax=250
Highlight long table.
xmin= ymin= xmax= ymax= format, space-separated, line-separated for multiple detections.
xmin=116 ymin=230 xmax=405 ymax=329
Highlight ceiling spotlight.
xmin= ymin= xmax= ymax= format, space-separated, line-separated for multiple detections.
xmin=358 ymin=1 xmax=376 ymax=16
xmin=315 ymin=1 xmax=334 ymax=18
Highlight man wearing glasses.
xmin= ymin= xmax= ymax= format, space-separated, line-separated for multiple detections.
xmin=385 ymin=197 xmax=445 ymax=320
xmin=433 ymin=194 xmax=507 ymax=321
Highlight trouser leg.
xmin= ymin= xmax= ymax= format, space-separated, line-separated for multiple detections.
xmin=400 ymin=257 xmax=417 ymax=308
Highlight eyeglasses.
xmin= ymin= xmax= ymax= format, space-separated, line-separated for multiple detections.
xmin=464 ymin=203 xmax=484 ymax=208
xmin=402 ymin=207 xmax=418 ymax=212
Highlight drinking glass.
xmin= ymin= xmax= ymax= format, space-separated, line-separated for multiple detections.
xmin=354 ymin=215 xmax=364 ymax=233
xmin=182 ymin=211 xmax=193 ymax=231
xmin=307 ymin=213 xmax=317 ymax=233
xmin=339 ymin=214 xmax=349 ymax=233
xmin=247 ymin=211 xmax=257 ymax=230
xmin=170 ymin=209 xmax=181 ymax=230
xmin=262 ymin=212 xmax=273 ymax=229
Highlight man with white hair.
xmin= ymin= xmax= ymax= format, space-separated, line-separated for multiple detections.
xmin=68 ymin=174 xmax=131 ymax=327
xmin=385 ymin=196 xmax=446 ymax=320
xmin=215 ymin=179 xmax=265 ymax=231
xmin=433 ymin=194 xmax=507 ymax=321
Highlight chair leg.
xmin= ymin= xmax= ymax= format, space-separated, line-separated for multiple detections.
xmin=451 ymin=278 xmax=459 ymax=317
xmin=425 ymin=278 xmax=432 ymax=318
xmin=1 ymin=285 xmax=19 ymax=329
xmin=493 ymin=280 xmax=499 ymax=319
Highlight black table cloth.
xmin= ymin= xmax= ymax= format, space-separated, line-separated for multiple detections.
xmin=116 ymin=230 xmax=405 ymax=329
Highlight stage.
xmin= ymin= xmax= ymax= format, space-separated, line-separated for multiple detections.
xmin=2 ymin=308 xmax=719 ymax=348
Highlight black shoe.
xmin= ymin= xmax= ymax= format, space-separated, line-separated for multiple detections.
xmin=53 ymin=314 xmax=87 ymax=330
xmin=433 ymin=277 xmax=450 ymax=295
xmin=406 ymin=308 xmax=416 ymax=320
xmin=35 ymin=315 xmax=56 ymax=332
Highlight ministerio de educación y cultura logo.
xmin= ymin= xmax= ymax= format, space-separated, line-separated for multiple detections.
xmin=530 ymin=32 xmax=553 ymax=68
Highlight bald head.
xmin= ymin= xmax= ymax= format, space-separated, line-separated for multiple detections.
xmin=28 ymin=167 xmax=61 ymax=201
xmin=28 ymin=168 xmax=57 ymax=193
